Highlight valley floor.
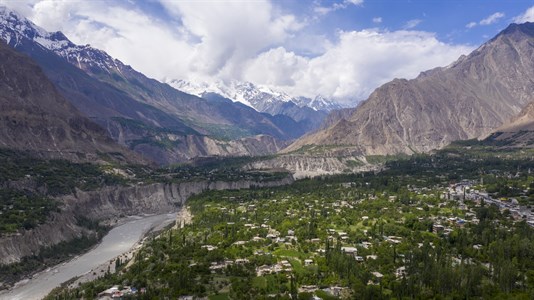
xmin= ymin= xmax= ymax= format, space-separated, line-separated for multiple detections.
xmin=45 ymin=146 xmax=534 ymax=299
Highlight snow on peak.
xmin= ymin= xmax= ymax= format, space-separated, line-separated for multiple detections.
xmin=0 ymin=7 xmax=130 ymax=75
xmin=168 ymin=79 xmax=341 ymax=112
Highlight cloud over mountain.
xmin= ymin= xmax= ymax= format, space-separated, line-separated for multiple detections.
xmin=0 ymin=0 xmax=480 ymax=105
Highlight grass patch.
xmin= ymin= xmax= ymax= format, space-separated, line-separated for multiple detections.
xmin=209 ymin=293 xmax=230 ymax=300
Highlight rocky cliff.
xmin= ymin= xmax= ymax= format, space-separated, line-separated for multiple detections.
xmin=245 ymin=150 xmax=379 ymax=179
xmin=0 ymin=176 xmax=294 ymax=264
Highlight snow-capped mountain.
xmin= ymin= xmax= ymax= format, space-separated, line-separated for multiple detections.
xmin=0 ymin=7 xmax=121 ymax=73
xmin=0 ymin=6 xmax=320 ymax=164
xmin=170 ymin=79 xmax=336 ymax=133
xmin=169 ymin=79 xmax=343 ymax=113
xmin=293 ymin=95 xmax=345 ymax=112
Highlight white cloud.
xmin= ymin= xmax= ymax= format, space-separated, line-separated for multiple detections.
xmin=0 ymin=0 xmax=473 ymax=106
xmin=403 ymin=19 xmax=422 ymax=29
xmin=345 ymin=0 xmax=364 ymax=5
xmin=514 ymin=5 xmax=534 ymax=23
xmin=480 ymin=12 xmax=504 ymax=25
xmin=244 ymin=30 xmax=473 ymax=104
xmin=372 ymin=17 xmax=382 ymax=24
xmin=467 ymin=11 xmax=505 ymax=29
xmin=314 ymin=0 xmax=363 ymax=16
xmin=465 ymin=22 xmax=477 ymax=29
xmin=158 ymin=0 xmax=303 ymax=80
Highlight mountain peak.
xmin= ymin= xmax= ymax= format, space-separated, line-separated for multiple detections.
xmin=169 ymin=79 xmax=343 ymax=112
xmin=500 ymin=22 xmax=534 ymax=37
xmin=286 ymin=21 xmax=534 ymax=156
xmin=0 ymin=6 xmax=75 ymax=51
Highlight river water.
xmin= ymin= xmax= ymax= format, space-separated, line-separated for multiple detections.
xmin=0 ymin=213 xmax=177 ymax=300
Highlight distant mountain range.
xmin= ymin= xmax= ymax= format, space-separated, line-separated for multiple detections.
xmin=0 ymin=7 xmax=325 ymax=164
xmin=170 ymin=79 xmax=343 ymax=112
xmin=286 ymin=22 xmax=534 ymax=156
xmin=169 ymin=79 xmax=343 ymax=133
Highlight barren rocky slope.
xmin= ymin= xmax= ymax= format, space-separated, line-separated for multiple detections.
xmin=286 ymin=22 xmax=534 ymax=155
xmin=484 ymin=101 xmax=534 ymax=147
xmin=0 ymin=8 xmax=299 ymax=164
xmin=0 ymin=41 xmax=136 ymax=163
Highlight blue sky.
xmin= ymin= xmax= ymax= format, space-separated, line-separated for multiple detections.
xmin=1 ymin=0 xmax=534 ymax=105
xmin=282 ymin=0 xmax=533 ymax=47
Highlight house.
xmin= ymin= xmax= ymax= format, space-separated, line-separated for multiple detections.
xmin=266 ymin=233 xmax=279 ymax=239
xmin=201 ymin=245 xmax=217 ymax=251
xmin=372 ymin=271 xmax=384 ymax=279
xmin=433 ymin=224 xmax=445 ymax=233
xmin=304 ymin=259 xmax=314 ymax=266
xmin=235 ymin=258 xmax=250 ymax=264
xmin=275 ymin=237 xmax=286 ymax=243
xmin=322 ymin=286 xmax=345 ymax=297
xmin=256 ymin=265 xmax=274 ymax=276
xmin=281 ymin=260 xmax=292 ymax=268
xmin=359 ymin=241 xmax=371 ymax=249
xmin=98 ymin=286 xmax=120 ymax=299
xmin=395 ymin=266 xmax=406 ymax=278
xmin=341 ymin=247 xmax=358 ymax=256
xmin=298 ymin=285 xmax=318 ymax=293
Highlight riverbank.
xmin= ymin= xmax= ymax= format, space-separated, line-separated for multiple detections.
xmin=63 ymin=207 xmax=193 ymax=291
xmin=0 ymin=212 xmax=182 ymax=300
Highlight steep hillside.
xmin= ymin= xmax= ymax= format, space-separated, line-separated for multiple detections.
xmin=286 ymin=22 xmax=534 ymax=156
xmin=0 ymin=41 xmax=136 ymax=163
xmin=485 ymin=101 xmax=534 ymax=147
xmin=0 ymin=7 xmax=298 ymax=163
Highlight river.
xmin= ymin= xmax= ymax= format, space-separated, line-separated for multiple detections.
xmin=0 ymin=213 xmax=177 ymax=300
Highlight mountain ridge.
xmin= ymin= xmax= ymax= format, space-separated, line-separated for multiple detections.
xmin=285 ymin=22 xmax=534 ymax=155
xmin=169 ymin=79 xmax=344 ymax=112
xmin=0 ymin=7 xmax=306 ymax=164
xmin=0 ymin=40 xmax=139 ymax=163
xmin=169 ymin=79 xmax=337 ymax=133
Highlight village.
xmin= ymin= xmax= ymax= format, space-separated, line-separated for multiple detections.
xmin=88 ymin=167 xmax=534 ymax=299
